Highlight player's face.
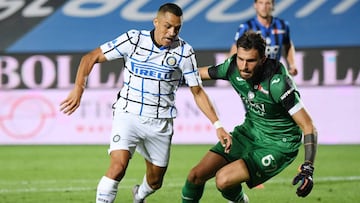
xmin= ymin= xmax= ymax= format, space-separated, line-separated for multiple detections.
xmin=153 ymin=12 xmax=182 ymax=47
xmin=254 ymin=0 xmax=273 ymax=18
xmin=236 ymin=47 xmax=264 ymax=80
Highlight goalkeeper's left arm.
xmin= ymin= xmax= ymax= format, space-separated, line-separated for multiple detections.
xmin=290 ymin=108 xmax=318 ymax=197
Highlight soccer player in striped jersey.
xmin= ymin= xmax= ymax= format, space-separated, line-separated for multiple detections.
xmin=181 ymin=31 xmax=317 ymax=202
xmin=60 ymin=3 xmax=231 ymax=203
xmin=229 ymin=0 xmax=298 ymax=76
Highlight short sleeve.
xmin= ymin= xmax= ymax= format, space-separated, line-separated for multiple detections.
xmin=100 ymin=29 xmax=139 ymax=61
xmin=270 ymin=74 xmax=303 ymax=115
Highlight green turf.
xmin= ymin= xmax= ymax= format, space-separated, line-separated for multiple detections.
xmin=0 ymin=144 xmax=359 ymax=202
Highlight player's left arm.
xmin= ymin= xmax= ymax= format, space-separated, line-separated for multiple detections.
xmin=270 ymin=72 xmax=317 ymax=197
xmin=292 ymin=108 xmax=318 ymax=164
xmin=190 ymin=85 xmax=232 ymax=153
xmin=291 ymin=108 xmax=318 ymax=197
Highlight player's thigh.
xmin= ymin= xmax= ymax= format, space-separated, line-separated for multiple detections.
xmin=244 ymin=148 xmax=298 ymax=188
xmin=188 ymin=151 xmax=228 ymax=184
xmin=138 ymin=117 xmax=174 ymax=167
xmin=215 ymin=159 xmax=249 ymax=189
xmin=108 ymin=112 xmax=140 ymax=155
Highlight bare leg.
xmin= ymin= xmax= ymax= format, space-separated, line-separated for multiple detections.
xmin=96 ymin=149 xmax=131 ymax=203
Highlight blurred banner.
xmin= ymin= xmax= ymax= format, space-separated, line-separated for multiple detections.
xmin=0 ymin=86 xmax=359 ymax=145
xmin=1 ymin=50 xmax=359 ymax=144
xmin=1 ymin=0 xmax=359 ymax=52
xmin=1 ymin=0 xmax=359 ymax=144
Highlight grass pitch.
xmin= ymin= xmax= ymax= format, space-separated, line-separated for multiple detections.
xmin=0 ymin=144 xmax=359 ymax=202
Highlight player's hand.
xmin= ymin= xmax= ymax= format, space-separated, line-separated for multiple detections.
xmin=288 ymin=67 xmax=298 ymax=76
xmin=60 ymin=86 xmax=84 ymax=115
xmin=216 ymin=128 xmax=232 ymax=153
xmin=292 ymin=162 xmax=314 ymax=197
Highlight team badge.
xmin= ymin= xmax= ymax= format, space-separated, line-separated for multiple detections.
xmin=113 ymin=134 xmax=121 ymax=142
xmin=248 ymin=91 xmax=255 ymax=100
xmin=166 ymin=56 xmax=177 ymax=66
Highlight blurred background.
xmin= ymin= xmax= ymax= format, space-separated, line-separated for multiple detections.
xmin=1 ymin=0 xmax=359 ymax=145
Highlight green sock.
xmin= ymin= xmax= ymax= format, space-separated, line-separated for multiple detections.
xmin=181 ymin=179 xmax=205 ymax=203
xmin=219 ymin=184 xmax=244 ymax=202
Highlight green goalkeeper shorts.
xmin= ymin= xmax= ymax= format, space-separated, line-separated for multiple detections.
xmin=210 ymin=126 xmax=299 ymax=188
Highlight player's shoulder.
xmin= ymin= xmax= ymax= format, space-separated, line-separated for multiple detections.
xmin=272 ymin=17 xmax=290 ymax=26
xmin=268 ymin=61 xmax=291 ymax=88
xmin=269 ymin=68 xmax=297 ymax=102
xmin=128 ymin=29 xmax=151 ymax=36
xmin=172 ymin=36 xmax=194 ymax=52
xmin=238 ymin=18 xmax=254 ymax=28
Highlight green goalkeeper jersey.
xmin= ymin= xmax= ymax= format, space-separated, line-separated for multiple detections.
xmin=208 ymin=55 xmax=302 ymax=152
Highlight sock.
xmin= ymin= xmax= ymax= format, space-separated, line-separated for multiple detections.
xmin=96 ymin=176 xmax=119 ymax=203
xmin=181 ymin=179 xmax=205 ymax=203
xmin=136 ymin=175 xmax=155 ymax=200
xmin=219 ymin=184 xmax=244 ymax=202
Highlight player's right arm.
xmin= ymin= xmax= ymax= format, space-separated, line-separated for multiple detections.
xmin=60 ymin=48 xmax=107 ymax=115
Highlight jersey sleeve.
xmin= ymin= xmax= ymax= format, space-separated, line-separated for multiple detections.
xmin=208 ymin=56 xmax=233 ymax=80
xmin=270 ymin=74 xmax=303 ymax=115
xmin=182 ymin=46 xmax=202 ymax=87
xmin=100 ymin=29 xmax=139 ymax=61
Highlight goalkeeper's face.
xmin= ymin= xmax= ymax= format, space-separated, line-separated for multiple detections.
xmin=153 ymin=11 xmax=182 ymax=47
xmin=236 ymin=47 xmax=265 ymax=80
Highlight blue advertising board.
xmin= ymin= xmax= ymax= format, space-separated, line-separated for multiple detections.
xmin=2 ymin=0 xmax=360 ymax=53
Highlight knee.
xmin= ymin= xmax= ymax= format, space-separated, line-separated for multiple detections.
xmin=187 ymin=167 xmax=206 ymax=185
xmin=108 ymin=162 xmax=127 ymax=180
xmin=146 ymin=173 xmax=165 ymax=190
xmin=215 ymin=171 xmax=231 ymax=191
xmin=147 ymin=179 xmax=163 ymax=190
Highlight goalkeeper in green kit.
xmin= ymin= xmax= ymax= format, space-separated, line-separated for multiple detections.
xmin=181 ymin=31 xmax=318 ymax=203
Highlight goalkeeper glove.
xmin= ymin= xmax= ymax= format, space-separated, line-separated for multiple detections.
xmin=292 ymin=162 xmax=314 ymax=197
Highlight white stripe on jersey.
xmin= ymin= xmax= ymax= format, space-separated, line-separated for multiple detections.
xmin=100 ymin=29 xmax=202 ymax=118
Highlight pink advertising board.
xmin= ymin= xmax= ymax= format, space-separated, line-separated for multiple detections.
xmin=0 ymin=87 xmax=358 ymax=145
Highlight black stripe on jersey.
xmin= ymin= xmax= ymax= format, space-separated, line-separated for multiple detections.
xmin=122 ymin=72 xmax=132 ymax=110
xmin=279 ymin=19 xmax=288 ymax=45
xmin=247 ymin=20 xmax=254 ymax=30
xmin=156 ymin=80 xmax=161 ymax=118
xmin=118 ymin=95 xmax=170 ymax=108
xmin=272 ymin=22 xmax=279 ymax=47
xmin=274 ymin=19 xmax=287 ymax=48
xmin=102 ymin=32 xmax=135 ymax=56
xmin=129 ymin=31 xmax=142 ymax=58
xmin=118 ymin=95 xmax=171 ymax=118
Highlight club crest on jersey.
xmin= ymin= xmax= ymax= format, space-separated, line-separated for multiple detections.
xmin=254 ymin=84 xmax=269 ymax=95
xmin=166 ymin=56 xmax=177 ymax=66
xmin=248 ymin=91 xmax=255 ymax=100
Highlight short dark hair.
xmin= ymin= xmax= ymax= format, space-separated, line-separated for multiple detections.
xmin=236 ymin=31 xmax=266 ymax=58
xmin=158 ymin=3 xmax=183 ymax=17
